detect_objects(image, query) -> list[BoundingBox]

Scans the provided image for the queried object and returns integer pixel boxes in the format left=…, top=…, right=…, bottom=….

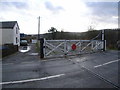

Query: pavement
left=1, top=43, right=120, bottom=88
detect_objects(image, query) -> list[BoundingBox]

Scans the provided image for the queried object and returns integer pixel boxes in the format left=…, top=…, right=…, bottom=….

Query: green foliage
left=48, top=27, right=58, bottom=40
left=35, top=41, right=40, bottom=52
left=104, top=29, right=119, bottom=50
left=46, top=27, right=119, bottom=50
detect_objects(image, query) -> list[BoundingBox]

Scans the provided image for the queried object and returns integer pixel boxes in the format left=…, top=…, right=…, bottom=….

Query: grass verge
left=35, top=41, right=40, bottom=53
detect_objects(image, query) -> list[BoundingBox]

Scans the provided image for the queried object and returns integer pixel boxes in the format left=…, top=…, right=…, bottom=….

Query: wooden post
left=40, top=38, right=44, bottom=58
left=102, top=30, right=106, bottom=51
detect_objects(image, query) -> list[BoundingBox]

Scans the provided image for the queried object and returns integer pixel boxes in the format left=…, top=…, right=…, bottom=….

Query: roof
left=0, top=21, right=19, bottom=29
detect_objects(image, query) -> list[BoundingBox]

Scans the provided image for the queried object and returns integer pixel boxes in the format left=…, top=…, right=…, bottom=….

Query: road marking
left=0, top=74, right=65, bottom=85
left=94, top=59, right=120, bottom=68
left=82, top=65, right=120, bottom=89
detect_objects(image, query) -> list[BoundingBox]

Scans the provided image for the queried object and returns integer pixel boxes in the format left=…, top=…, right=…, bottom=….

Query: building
left=0, top=21, right=20, bottom=46
left=20, top=33, right=27, bottom=38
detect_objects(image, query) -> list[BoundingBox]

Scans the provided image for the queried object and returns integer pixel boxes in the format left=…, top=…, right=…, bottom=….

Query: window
left=16, top=37, right=18, bottom=43
left=21, top=40, right=27, bottom=43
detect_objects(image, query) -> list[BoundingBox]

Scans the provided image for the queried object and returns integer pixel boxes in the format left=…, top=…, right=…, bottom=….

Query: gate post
left=102, top=30, right=106, bottom=51
left=40, top=38, right=44, bottom=58
left=64, top=40, right=67, bottom=55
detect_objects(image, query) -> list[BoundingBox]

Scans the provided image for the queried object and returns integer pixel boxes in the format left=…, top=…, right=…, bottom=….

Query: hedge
left=1, top=44, right=18, bottom=58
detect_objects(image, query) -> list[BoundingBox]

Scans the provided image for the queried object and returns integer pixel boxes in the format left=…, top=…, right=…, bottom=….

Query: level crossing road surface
left=1, top=44, right=120, bottom=88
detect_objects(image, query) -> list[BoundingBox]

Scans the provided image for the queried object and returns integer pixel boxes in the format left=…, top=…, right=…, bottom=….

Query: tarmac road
left=1, top=43, right=120, bottom=88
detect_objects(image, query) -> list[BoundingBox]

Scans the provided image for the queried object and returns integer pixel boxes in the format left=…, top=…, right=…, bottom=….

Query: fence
left=40, top=30, right=106, bottom=58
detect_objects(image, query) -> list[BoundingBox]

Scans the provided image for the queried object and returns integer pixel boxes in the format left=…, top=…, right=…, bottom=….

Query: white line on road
left=94, top=59, right=120, bottom=68
left=0, top=74, right=65, bottom=85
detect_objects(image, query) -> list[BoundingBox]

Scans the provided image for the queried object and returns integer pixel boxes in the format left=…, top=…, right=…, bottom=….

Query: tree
left=88, top=25, right=95, bottom=31
left=48, top=27, right=58, bottom=39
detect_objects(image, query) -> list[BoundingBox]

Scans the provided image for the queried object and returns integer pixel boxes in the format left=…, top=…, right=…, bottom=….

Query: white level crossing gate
left=40, top=30, right=106, bottom=58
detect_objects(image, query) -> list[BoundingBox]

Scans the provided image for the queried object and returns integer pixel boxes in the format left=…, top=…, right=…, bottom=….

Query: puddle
left=28, top=53, right=38, bottom=55
left=74, top=57, right=87, bottom=63
left=19, top=46, right=31, bottom=53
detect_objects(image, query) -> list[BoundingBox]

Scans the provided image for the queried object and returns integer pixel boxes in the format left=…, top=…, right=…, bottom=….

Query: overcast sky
left=0, top=0, right=119, bottom=34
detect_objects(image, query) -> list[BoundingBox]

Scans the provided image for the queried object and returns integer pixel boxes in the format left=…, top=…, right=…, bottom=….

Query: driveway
left=2, top=43, right=39, bottom=64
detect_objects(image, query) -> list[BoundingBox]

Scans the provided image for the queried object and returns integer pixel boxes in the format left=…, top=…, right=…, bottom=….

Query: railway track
left=68, top=58, right=120, bottom=89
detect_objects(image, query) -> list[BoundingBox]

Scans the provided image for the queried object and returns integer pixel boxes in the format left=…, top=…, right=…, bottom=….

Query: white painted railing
left=43, top=39, right=104, bottom=58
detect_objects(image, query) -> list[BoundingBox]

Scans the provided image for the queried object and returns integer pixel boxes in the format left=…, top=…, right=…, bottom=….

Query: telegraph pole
left=38, top=16, right=44, bottom=58
left=38, top=16, right=40, bottom=40
left=38, top=16, right=41, bottom=57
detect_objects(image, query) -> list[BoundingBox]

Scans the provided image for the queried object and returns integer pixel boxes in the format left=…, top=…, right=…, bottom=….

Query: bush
left=35, top=41, right=40, bottom=52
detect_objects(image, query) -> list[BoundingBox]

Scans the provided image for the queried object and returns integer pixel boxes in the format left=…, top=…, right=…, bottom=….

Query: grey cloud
left=44, top=1, right=64, bottom=13
left=0, top=2, right=29, bottom=10
left=86, top=2, right=118, bottom=16
left=86, top=2, right=118, bottom=24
